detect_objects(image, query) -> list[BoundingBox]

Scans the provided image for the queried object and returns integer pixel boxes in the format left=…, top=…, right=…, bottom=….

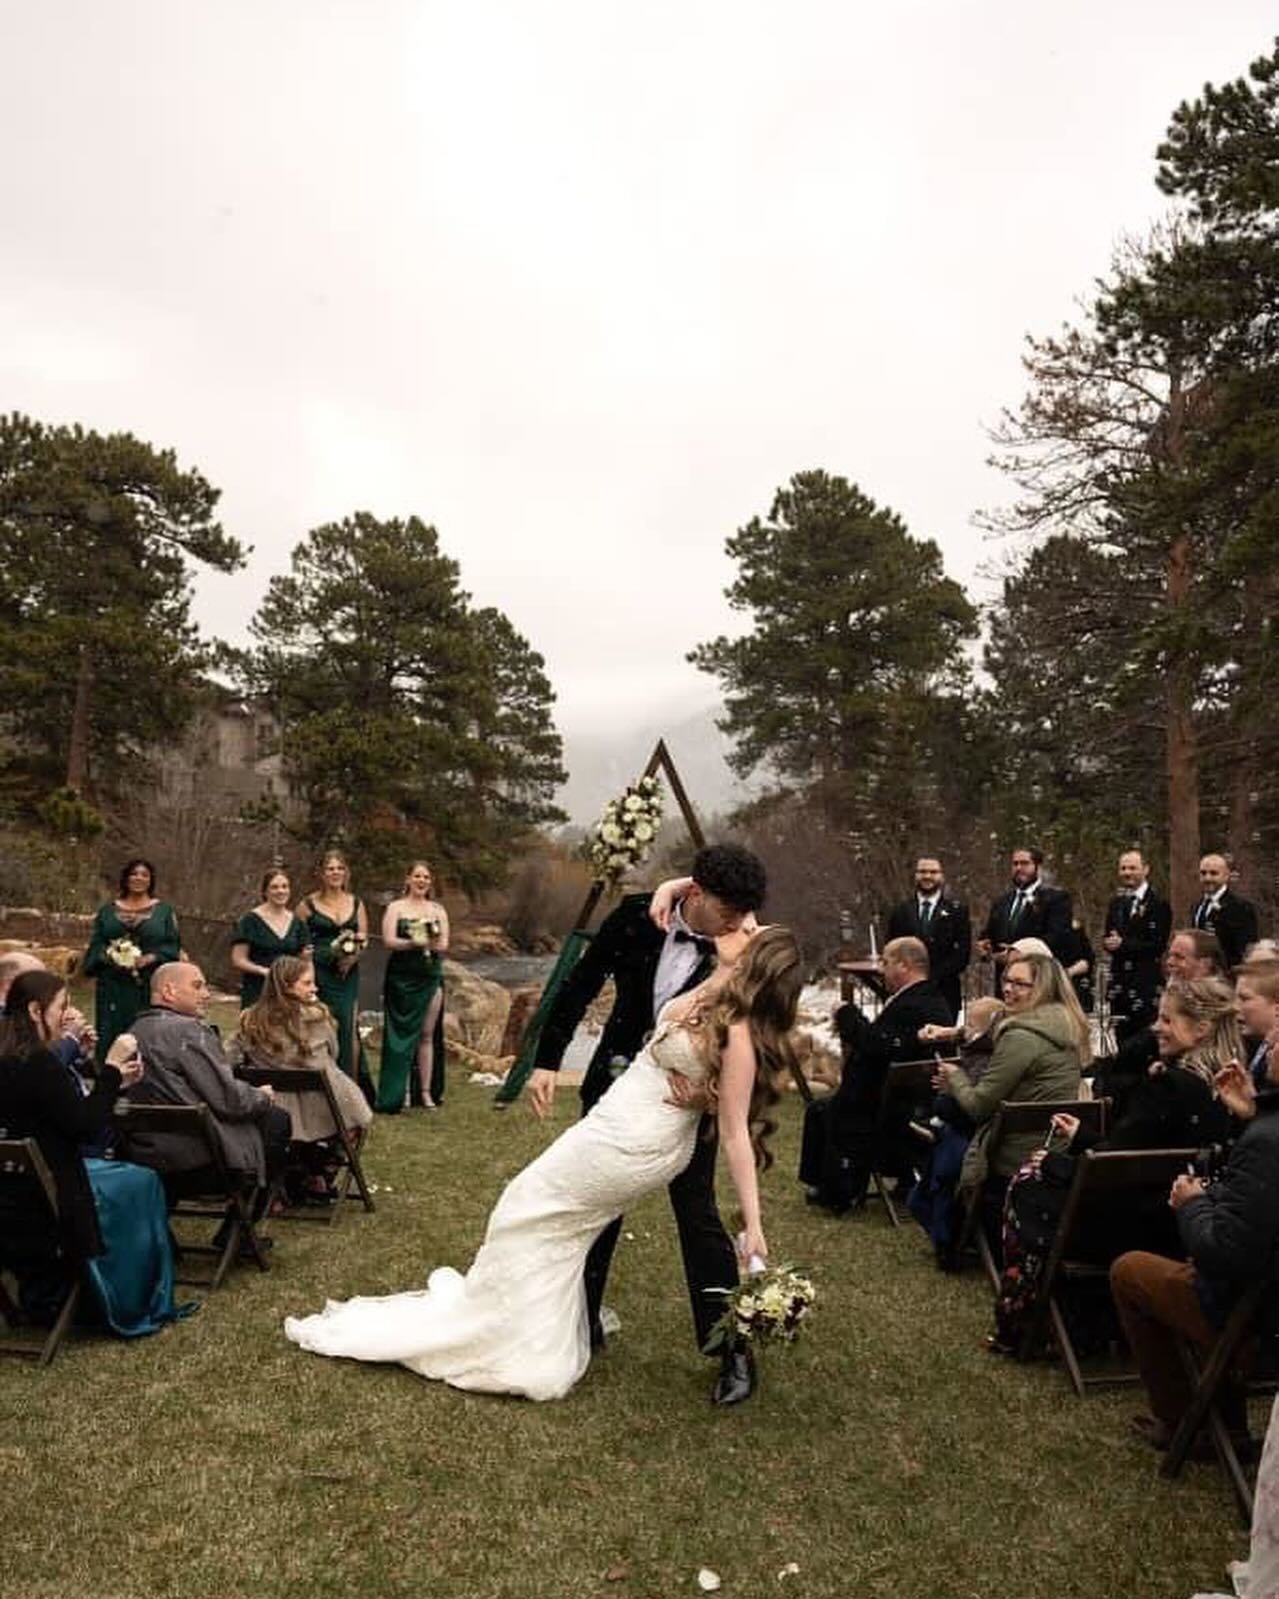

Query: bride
left=284, top=924, right=803, bottom=1400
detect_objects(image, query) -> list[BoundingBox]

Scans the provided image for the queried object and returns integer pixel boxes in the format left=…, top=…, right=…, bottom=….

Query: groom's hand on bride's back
left=527, top=1068, right=557, bottom=1119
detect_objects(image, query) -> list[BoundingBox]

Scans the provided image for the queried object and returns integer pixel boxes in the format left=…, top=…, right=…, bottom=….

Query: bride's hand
left=737, top=1225, right=768, bottom=1269
left=648, top=877, right=693, bottom=931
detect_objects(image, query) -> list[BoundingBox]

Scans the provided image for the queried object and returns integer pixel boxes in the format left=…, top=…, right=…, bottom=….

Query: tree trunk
left=1164, top=531, right=1200, bottom=919
left=66, top=644, right=92, bottom=794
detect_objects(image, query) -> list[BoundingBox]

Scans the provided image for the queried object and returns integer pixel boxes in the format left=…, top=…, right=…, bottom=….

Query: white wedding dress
left=284, top=1020, right=707, bottom=1400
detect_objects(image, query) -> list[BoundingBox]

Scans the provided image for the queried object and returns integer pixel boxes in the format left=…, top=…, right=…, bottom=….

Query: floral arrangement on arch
left=585, top=775, right=664, bottom=885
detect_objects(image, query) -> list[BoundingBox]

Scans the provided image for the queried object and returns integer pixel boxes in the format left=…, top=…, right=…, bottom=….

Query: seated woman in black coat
left=989, top=975, right=1237, bottom=1353
left=0, top=970, right=176, bottom=1333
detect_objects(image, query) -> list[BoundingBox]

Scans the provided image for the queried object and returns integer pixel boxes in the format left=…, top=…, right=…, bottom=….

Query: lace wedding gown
left=284, top=1020, right=707, bottom=1400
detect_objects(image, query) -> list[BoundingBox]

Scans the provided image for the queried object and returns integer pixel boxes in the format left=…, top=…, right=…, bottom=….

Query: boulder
left=0, top=939, right=83, bottom=979
left=441, top=959, right=511, bottom=1060
left=499, top=985, right=542, bottom=1057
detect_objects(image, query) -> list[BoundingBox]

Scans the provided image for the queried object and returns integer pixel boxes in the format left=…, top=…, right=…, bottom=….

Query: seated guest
left=126, top=962, right=291, bottom=1224
left=1092, top=928, right=1228, bottom=1101
left=227, top=957, right=372, bottom=1203
left=0, top=970, right=189, bottom=1337
left=1235, top=958, right=1279, bottom=1089
left=989, top=977, right=1237, bottom=1353
left=933, top=952, right=1089, bottom=1259
left=1112, top=1032, right=1279, bottom=1453
left=799, top=937, right=951, bottom=1212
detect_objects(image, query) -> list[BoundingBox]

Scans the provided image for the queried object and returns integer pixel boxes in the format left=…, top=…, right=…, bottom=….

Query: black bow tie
left=673, top=929, right=714, bottom=956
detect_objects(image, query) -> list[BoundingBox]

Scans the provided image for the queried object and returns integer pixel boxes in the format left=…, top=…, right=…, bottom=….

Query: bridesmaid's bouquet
left=405, top=917, right=441, bottom=949
left=585, top=775, right=664, bottom=884
left=705, top=1264, right=817, bottom=1353
left=106, top=937, right=143, bottom=972
left=332, top=929, right=367, bottom=960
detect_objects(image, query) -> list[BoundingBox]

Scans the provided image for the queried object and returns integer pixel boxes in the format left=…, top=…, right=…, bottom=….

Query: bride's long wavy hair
left=698, top=925, right=805, bottom=1170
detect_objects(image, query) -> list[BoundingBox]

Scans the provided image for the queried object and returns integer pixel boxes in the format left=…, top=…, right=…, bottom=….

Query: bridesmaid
left=377, top=861, right=449, bottom=1113
left=298, top=850, right=374, bottom=1100
left=83, top=859, right=182, bottom=1060
left=231, top=868, right=311, bottom=1008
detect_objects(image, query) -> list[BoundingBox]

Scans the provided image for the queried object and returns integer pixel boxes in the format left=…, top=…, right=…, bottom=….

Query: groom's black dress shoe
left=711, top=1345, right=755, bottom=1407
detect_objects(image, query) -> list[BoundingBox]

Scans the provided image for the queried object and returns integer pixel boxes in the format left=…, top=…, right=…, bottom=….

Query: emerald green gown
left=376, top=919, right=446, bottom=1113
left=299, top=898, right=375, bottom=1101
left=233, top=911, right=311, bottom=1008
left=83, top=901, right=182, bottom=1060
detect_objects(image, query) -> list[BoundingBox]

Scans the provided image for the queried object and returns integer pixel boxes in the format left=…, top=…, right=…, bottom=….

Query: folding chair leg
left=1048, top=1295, right=1087, bottom=1399
left=1163, top=1335, right=1241, bottom=1481
left=38, top=1280, right=81, bottom=1368
left=208, top=1209, right=242, bottom=1292
left=976, top=1230, right=1000, bottom=1295
left=1205, top=1404, right=1255, bottom=1529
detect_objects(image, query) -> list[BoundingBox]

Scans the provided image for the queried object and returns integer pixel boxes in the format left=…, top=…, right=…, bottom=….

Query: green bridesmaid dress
left=376, top=919, right=446, bottom=1113
left=83, top=900, right=182, bottom=1060
left=233, top=911, right=311, bottom=1008
left=300, top=898, right=375, bottom=1101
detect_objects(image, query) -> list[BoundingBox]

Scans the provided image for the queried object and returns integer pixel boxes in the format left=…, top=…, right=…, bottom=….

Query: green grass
left=0, top=1082, right=1254, bottom=1599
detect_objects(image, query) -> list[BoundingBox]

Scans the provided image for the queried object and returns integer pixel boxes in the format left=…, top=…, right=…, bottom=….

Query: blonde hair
left=696, top=926, right=805, bottom=1170
left=1163, top=977, right=1242, bottom=1086
left=1237, top=958, right=1279, bottom=1005
left=235, top=955, right=330, bottom=1062
left=1002, top=952, right=1093, bottom=1067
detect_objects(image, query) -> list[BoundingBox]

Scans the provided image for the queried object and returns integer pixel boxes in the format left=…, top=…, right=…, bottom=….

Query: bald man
left=1191, top=855, right=1259, bottom=971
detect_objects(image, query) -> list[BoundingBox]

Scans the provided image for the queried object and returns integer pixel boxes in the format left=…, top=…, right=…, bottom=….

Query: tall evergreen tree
left=0, top=414, right=244, bottom=809
left=244, top=512, right=564, bottom=887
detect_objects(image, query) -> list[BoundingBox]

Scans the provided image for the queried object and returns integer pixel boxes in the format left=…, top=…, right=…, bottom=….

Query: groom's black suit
left=533, top=892, right=734, bottom=1352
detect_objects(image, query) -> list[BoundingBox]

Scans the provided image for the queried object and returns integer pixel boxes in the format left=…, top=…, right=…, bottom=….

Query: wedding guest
left=1112, top=1033, right=1279, bottom=1453
left=377, top=861, right=449, bottom=1113
left=935, top=952, right=1088, bottom=1259
left=0, top=970, right=190, bottom=1336
left=1192, top=853, right=1260, bottom=971
left=989, top=977, right=1236, bottom=1354
left=231, top=868, right=311, bottom=1009
left=127, top=962, right=291, bottom=1227
left=227, top=956, right=371, bottom=1199
left=978, top=846, right=1074, bottom=984
left=298, top=850, right=373, bottom=1097
left=1236, top=958, right=1279, bottom=1089
left=1061, top=918, right=1096, bottom=1014
left=885, top=857, right=971, bottom=1021
left=82, top=859, right=182, bottom=1060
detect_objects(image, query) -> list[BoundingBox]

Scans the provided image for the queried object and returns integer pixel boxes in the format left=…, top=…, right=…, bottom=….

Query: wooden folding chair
left=112, top=1103, right=271, bottom=1290
left=234, top=1065, right=375, bottom=1224
left=867, top=1058, right=952, bottom=1227
left=0, top=1138, right=82, bottom=1367
left=1161, top=1278, right=1274, bottom=1526
left=956, top=1098, right=1110, bottom=1292
left=1020, top=1146, right=1199, bottom=1397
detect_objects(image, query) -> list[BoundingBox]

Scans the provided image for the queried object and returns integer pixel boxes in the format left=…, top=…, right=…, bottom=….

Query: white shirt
left=652, top=900, right=708, bottom=1022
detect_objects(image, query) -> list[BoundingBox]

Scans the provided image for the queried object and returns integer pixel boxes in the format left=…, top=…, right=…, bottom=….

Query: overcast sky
left=3, top=3, right=1274, bottom=736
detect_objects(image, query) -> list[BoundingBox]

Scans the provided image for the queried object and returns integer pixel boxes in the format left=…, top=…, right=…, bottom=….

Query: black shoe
left=711, top=1345, right=755, bottom=1407
left=589, top=1319, right=606, bottom=1352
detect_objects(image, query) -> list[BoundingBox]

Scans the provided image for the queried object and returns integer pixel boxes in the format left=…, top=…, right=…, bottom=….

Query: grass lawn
left=0, top=1068, right=1255, bottom=1599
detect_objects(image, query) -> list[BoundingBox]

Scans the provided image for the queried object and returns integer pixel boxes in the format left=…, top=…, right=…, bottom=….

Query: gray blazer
left=127, top=1005, right=276, bottom=1183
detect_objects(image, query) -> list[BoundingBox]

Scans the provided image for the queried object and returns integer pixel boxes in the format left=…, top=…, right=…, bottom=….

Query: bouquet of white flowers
left=106, top=937, right=143, bottom=973
left=704, top=1263, right=816, bottom=1353
left=585, top=775, right=664, bottom=884
left=332, top=929, right=367, bottom=960
left=405, top=917, right=441, bottom=949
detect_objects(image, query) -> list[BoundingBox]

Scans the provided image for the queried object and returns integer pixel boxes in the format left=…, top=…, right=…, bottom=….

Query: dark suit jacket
left=982, top=883, right=1073, bottom=962
left=533, top=894, right=713, bottom=1110
left=1193, top=889, right=1260, bottom=970
left=1104, top=889, right=1172, bottom=1013
left=0, top=1051, right=123, bottom=1257
left=830, top=979, right=954, bottom=1127
left=886, top=895, right=971, bottom=1019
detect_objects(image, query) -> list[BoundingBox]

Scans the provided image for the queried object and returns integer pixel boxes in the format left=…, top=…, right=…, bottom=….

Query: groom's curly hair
left=692, top=845, right=767, bottom=914
left=701, top=925, right=804, bottom=1170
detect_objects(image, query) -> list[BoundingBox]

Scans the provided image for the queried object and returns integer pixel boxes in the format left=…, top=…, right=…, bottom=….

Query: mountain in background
left=557, top=704, right=756, bottom=827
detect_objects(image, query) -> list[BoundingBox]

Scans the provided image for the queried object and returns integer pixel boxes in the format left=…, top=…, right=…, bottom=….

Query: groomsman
left=978, top=846, right=1073, bottom=983
left=886, top=857, right=971, bottom=1021
left=1192, top=853, right=1260, bottom=971
left=1102, top=849, right=1172, bottom=1040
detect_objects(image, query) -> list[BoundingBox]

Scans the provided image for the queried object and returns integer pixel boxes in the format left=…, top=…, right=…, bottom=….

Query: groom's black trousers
left=582, top=1110, right=739, bottom=1354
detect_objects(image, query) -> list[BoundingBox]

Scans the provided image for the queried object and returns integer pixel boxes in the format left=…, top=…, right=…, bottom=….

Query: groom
left=526, top=843, right=768, bottom=1406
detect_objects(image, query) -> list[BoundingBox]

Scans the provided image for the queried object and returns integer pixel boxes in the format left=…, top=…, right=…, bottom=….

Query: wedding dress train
left=284, top=1022, right=707, bottom=1400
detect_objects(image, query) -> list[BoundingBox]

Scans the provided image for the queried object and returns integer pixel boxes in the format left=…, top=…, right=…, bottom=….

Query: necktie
left=918, top=899, right=932, bottom=929
left=1012, top=890, right=1027, bottom=926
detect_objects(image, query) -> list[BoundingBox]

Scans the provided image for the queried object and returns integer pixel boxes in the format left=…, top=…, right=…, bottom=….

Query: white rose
left=601, top=823, right=622, bottom=844
left=624, top=794, right=643, bottom=813
left=633, top=821, right=653, bottom=843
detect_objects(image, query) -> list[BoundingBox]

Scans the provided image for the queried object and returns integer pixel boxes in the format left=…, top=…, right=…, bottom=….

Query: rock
left=499, top=985, right=542, bottom=1057
left=448, top=923, right=518, bottom=958
left=0, top=939, right=83, bottom=979
left=441, top=959, right=511, bottom=1059
left=791, top=1029, right=841, bottom=1090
